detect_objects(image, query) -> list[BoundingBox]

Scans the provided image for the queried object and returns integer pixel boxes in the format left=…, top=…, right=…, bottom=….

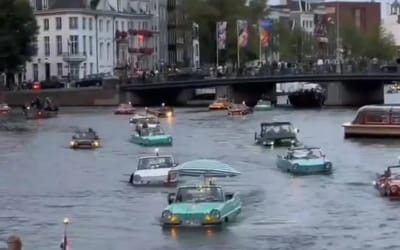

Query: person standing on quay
left=6, top=235, right=22, bottom=250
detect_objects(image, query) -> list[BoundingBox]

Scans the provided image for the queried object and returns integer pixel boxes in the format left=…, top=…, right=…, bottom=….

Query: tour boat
left=343, top=105, right=400, bottom=138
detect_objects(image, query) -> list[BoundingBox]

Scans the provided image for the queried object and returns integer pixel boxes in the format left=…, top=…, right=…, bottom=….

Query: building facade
left=383, top=0, right=400, bottom=53
left=26, top=0, right=159, bottom=82
left=167, top=0, right=193, bottom=67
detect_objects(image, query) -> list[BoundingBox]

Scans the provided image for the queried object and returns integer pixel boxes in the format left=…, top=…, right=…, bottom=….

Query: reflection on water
left=1, top=104, right=400, bottom=249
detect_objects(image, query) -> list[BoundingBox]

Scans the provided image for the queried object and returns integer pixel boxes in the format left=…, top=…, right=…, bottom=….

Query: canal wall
left=3, top=87, right=120, bottom=106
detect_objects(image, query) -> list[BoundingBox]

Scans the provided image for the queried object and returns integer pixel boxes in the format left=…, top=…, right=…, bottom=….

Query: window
left=391, top=112, right=400, bottom=124
left=44, top=36, right=50, bottom=56
left=83, top=35, right=86, bottom=54
left=83, top=63, right=87, bottom=77
left=90, top=63, right=94, bottom=74
left=89, top=18, right=93, bottom=30
left=56, top=35, right=62, bottom=55
left=89, top=36, right=93, bottom=55
left=99, top=19, right=103, bottom=32
left=143, top=22, right=148, bottom=30
left=33, top=64, right=38, bottom=81
left=106, top=20, right=110, bottom=32
left=99, top=42, right=103, bottom=59
left=57, top=63, right=63, bottom=76
left=355, top=9, right=361, bottom=29
left=121, top=21, right=125, bottom=31
left=43, top=19, right=49, bottom=31
left=42, top=0, right=48, bottom=9
left=82, top=17, right=86, bottom=30
left=364, top=112, right=389, bottom=124
left=69, top=17, right=78, bottom=29
left=56, top=17, right=62, bottom=30
left=69, top=35, right=79, bottom=54
left=32, top=39, right=38, bottom=56
left=195, top=44, right=199, bottom=57
left=115, top=21, right=119, bottom=30
left=107, top=43, right=110, bottom=60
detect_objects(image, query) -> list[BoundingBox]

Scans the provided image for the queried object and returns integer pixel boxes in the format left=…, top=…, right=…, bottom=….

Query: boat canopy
left=352, top=105, right=400, bottom=124
left=171, top=159, right=240, bottom=177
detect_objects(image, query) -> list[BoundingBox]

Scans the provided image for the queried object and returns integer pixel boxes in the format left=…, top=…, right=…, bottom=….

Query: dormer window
left=42, top=0, right=48, bottom=9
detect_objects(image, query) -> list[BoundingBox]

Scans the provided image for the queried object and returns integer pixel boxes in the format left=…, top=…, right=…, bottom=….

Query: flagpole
left=258, top=21, right=262, bottom=65
left=237, top=21, right=240, bottom=70
left=216, top=22, right=219, bottom=68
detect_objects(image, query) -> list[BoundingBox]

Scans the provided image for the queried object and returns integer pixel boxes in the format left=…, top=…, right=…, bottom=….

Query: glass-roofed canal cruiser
left=343, top=105, right=400, bottom=138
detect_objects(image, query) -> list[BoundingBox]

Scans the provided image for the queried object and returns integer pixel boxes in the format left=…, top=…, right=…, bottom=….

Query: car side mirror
left=168, top=193, right=175, bottom=204
left=296, top=128, right=300, bottom=133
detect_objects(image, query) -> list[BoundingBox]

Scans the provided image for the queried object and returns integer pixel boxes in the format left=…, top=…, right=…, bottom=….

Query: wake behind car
left=160, top=159, right=241, bottom=228
left=146, top=103, right=174, bottom=118
left=276, top=146, right=333, bottom=175
left=374, top=165, right=400, bottom=199
left=114, top=103, right=136, bottom=115
left=129, top=149, right=178, bottom=186
left=69, top=129, right=101, bottom=149
left=254, top=122, right=300, bottom=147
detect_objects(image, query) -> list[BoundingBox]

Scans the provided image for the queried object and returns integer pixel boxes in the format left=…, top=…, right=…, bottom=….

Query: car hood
left=168, top=202, right=225, bottom=214
left=291, top=159, right=326, bottom=165
left=134, top=168, right=172, bottom=177
left=388, top=179, right=400, bottom=185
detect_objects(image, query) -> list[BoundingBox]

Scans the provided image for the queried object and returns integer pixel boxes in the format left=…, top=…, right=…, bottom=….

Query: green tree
left=270, top=22, right=313, bottom=63
left=340, top=25, right=396, bottom=60
left=0, top=0, right=38, bottom=76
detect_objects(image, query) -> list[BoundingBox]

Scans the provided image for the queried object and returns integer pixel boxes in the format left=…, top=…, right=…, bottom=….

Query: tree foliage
left=0, top=0, right=38, bottom=73
left=184, top=0, right=268, bottom=65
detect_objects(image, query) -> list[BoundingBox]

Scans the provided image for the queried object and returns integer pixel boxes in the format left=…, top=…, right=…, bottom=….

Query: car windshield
left=138, top=117, right=158, bottom=124
left=389, top=167, right=400, bottom=178
left=119, top=104, right=131, bottom=108
left=137, top=156, right=174, bottom=170
left=175, top=186, right=224, bottom=203
left=140, top=127, right=164, bottom=136
left=75, top=132, right=96, bottom=139
left=290, top=148, right=322, bottom=159
left=262, top=124, right=295, bottom=135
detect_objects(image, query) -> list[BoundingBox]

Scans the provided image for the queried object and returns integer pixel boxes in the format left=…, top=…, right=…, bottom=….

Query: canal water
left=1, top=93, right=400, bottom=249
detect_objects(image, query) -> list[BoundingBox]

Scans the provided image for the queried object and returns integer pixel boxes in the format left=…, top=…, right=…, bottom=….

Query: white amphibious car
left=129, top=149, right=178, bottom=186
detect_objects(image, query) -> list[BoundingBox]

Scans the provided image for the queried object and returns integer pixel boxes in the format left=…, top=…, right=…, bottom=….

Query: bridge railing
left=124, top=63, right=398, bottom=85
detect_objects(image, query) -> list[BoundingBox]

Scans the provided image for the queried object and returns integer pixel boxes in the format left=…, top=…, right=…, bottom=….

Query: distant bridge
left=118, top=72, right=400, bottom=106
left=120, top=73, right=400, bottom=91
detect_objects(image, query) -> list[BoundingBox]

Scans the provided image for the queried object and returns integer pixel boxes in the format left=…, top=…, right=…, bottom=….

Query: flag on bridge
left=259, top=19, right=272, bottom=47
left=237, top=20, right=249, bottom=48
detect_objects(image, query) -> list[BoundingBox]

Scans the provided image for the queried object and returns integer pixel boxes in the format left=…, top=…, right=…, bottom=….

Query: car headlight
left=324, top=162, right=332, bottom=169
left=93, top=140, right=99, bottom=147
left=210, top=209, right=221, bottom=219
left=69, top=141, right=75, bottom=146
left=162, top=210, right=172, bottom=219
left=166, top=111, right=172, bottom=117
left=133, top=175, right=142, bottom=182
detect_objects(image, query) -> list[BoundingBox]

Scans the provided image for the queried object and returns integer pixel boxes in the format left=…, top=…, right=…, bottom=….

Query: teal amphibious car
left=276, top=146, right=333, bottom=175
left=160, top=159, right=241, bottom=227
left=130, top=126, right=172, bottom=146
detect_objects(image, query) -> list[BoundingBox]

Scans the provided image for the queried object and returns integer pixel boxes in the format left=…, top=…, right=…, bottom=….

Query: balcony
left=62, top=52, right=87, bottom=63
